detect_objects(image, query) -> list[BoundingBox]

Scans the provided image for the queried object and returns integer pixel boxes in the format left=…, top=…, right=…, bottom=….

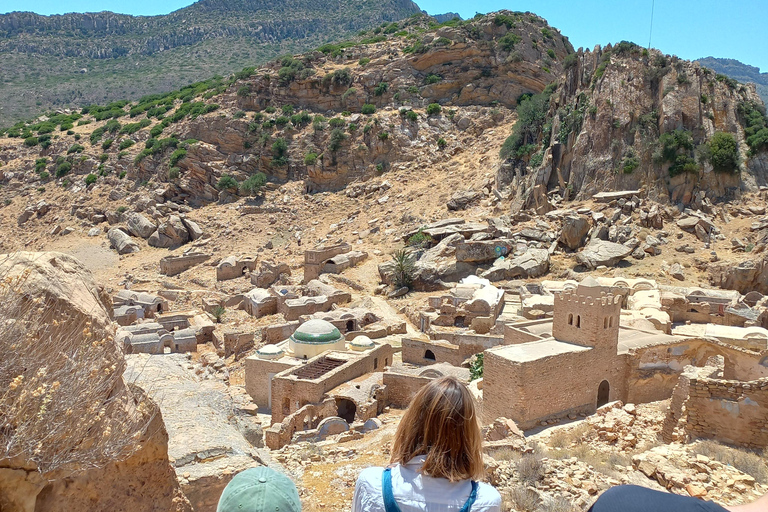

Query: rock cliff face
left=497, top=42, right=768, bottom=206
left=0, top=252, right=189, bottom=512
left=129, top=12, right=569, bottom=197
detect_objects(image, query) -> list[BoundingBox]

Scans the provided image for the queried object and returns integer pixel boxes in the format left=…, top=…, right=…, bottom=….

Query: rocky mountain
left=697, top=57, right=768, bottom=106
left=0, top=13, right=766, bottom=215
left=0, top=0, right=421, bottom=125
left=498, top=42, right=768, bottom=210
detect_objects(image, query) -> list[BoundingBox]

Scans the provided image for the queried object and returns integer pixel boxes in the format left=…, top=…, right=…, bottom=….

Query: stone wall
left=382, top=372, right=433, bottom=409
left=627, top=339, right=768, bottom=404
left=483, top=345, right=628, bottom=429
left=673, top=371, right=768, bottom=449
left=303, top=244, right=350, bottom=283
left=264, top=399, right=337, bottom=450
left=244, top=357, right=298, bottom=408
left=402, top=337, right=468, bottom=367
left=159, top=253, right=210, bottom=276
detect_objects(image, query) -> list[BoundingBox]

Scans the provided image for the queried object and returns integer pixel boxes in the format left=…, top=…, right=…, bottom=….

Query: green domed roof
left=290, top=319, right=343, bottom=345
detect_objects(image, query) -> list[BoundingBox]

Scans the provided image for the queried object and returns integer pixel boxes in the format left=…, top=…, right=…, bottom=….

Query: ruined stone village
left=2, top=9, right=768, bottom=512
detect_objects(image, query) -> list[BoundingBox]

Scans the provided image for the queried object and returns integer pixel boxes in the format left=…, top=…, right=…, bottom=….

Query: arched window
left=424, top=350, right=436, bottom=361
left=568, top=313, right=573, bottom=325
left=609, top=317, right=613, bottom=327
left=604, top=317, right=608, bottom=329
left=576, top=315, right=581, bottom=328
left=374, top=358, right=378, bottom=370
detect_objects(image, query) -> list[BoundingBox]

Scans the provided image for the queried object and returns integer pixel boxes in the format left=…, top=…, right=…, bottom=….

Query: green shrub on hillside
left=272, top=137, right=288, bottom=166
left=217, top=174, right=237, bottom=190
left=240, top=172, right=267, bottom=195
left=426, top=103, right=441, bottom=116
left=361, top=104, right=376, bottom=115
left=328, top=128, right=347, bottom=152
left=498, top=32, right=521, bottom=51
left=500, top=88, right=552, bottom=161
left=708, top=132, right=739, bottom=174
left=425, top=74, right=442, bottom=85
left=85, top=173, right=97, bottom=185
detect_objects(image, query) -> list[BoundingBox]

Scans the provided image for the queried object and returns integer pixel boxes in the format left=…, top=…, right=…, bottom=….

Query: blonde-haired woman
left=352, top=376, right=501, bottom=512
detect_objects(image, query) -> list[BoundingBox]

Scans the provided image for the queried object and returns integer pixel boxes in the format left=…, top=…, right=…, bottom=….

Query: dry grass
left=511, top=486, right=540, bottom=512
left=516, top=452, right=545, bottom=485
left=692, top=440, right=768, bottom=484
left=539, top=496, right=580, bottom=512
left=0, top=270, right=153, bottom=476
left=548, top=423, right=590, bottom=449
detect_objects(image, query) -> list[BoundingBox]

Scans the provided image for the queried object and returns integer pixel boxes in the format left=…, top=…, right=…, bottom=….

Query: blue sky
left=2, top=0, right=766, bottom=72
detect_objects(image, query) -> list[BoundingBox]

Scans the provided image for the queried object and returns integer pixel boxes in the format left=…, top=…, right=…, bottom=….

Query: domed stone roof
left=290, top=319, right=343, bottom=345
left=349, top=335, right=375, bottom=351
left=256, top=344, right=284, bottom=360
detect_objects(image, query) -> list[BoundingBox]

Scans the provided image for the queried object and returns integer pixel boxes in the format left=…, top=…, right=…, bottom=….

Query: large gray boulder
left=456, top=239, right=514, bottom=263
left=559, top=215, right=590, bottom=250
left=480, top=249, right=550, bottom=281
left=378, top=234, right=474, bottom=291
left=126, top=212, right=157, bottom=239
left=181, top=217, right=204, bottom=241
left=446, top=190, right=481, bottom=211
left=576, top=240, right=633, bottom=269
left=108, top=228, right=140, bottom=254
left=148, top=215, right=190, bottom=248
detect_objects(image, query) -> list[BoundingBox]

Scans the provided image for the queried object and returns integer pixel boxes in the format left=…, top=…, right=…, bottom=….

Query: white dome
left=349, top=335, right=375, bottom=351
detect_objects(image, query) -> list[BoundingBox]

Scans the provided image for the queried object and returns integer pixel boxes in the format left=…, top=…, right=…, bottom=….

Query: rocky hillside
left=1, top=14, right=766, bottom=215
left=497, top=42, right=768, bottom=210
left=697, top=57, right=768, bottom=106
left=0, top=0, right=421, bottom=125
left=0, top=12, right=570, bottom=209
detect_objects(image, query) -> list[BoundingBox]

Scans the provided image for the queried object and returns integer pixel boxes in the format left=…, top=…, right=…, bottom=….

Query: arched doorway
left=346, top=320, right=355, bottom=332
left=424, top=349, right=436, bottom=361
left=597, top=380, right=610, bottom=408
left=336, top=398, right=357, bottom=423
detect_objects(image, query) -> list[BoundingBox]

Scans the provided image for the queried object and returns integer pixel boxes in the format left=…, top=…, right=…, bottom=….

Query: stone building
left=482, top=277, right=768, bottom=430
left=216, top=255, right=257, bottom=281
left=159, top=252, right=211, bottom=276
left=321, top=250, right=368, bottom=274
left=113, top=290, right=168, bottom=318
left=414, top=276, right=505, bottom=334
left=303, top=243, right=350, bottom=283
left=244, top=319, right=393, bottom=421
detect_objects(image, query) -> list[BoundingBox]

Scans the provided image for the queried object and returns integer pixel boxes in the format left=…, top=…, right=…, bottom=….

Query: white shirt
left=352, top=456, right=501, bottom=512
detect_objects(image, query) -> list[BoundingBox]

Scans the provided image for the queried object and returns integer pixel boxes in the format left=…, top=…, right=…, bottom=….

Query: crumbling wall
left=684, top=375, right=768, bottom=448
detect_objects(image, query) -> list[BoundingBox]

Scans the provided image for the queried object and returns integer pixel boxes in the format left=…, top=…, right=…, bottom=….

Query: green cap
left=217, top=467, right=301, bottom=512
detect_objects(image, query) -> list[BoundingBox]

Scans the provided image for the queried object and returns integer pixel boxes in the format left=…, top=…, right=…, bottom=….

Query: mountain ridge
left=0, top=0, right=422, bottom=125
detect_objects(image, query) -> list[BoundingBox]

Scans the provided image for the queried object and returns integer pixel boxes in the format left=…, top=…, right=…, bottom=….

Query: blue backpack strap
left=382, top=468, right=402, bottom=512
left=458, top=481, right=479, bottom=512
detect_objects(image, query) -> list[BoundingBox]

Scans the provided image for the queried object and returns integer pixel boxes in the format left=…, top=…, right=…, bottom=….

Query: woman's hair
left=389, top=375, right=484, bottom=482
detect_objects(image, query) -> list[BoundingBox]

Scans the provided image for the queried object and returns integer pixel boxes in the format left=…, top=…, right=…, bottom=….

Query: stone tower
left=552, top=276, right=621, bottom=350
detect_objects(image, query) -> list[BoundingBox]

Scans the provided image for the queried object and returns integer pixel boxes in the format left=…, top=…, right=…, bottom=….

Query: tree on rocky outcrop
left=390, top=248, right=416, bottom=290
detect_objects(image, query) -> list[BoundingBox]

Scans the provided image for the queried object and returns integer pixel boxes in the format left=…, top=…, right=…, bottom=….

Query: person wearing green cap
left=217, top=466, right=302, bottom=512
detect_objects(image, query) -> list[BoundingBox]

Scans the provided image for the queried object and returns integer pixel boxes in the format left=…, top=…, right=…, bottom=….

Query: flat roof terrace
left=489, top=338, right=590, bottom=363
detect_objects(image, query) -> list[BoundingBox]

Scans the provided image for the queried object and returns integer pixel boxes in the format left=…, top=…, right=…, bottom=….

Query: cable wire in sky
left=648, top=0, right=655, bottom=49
